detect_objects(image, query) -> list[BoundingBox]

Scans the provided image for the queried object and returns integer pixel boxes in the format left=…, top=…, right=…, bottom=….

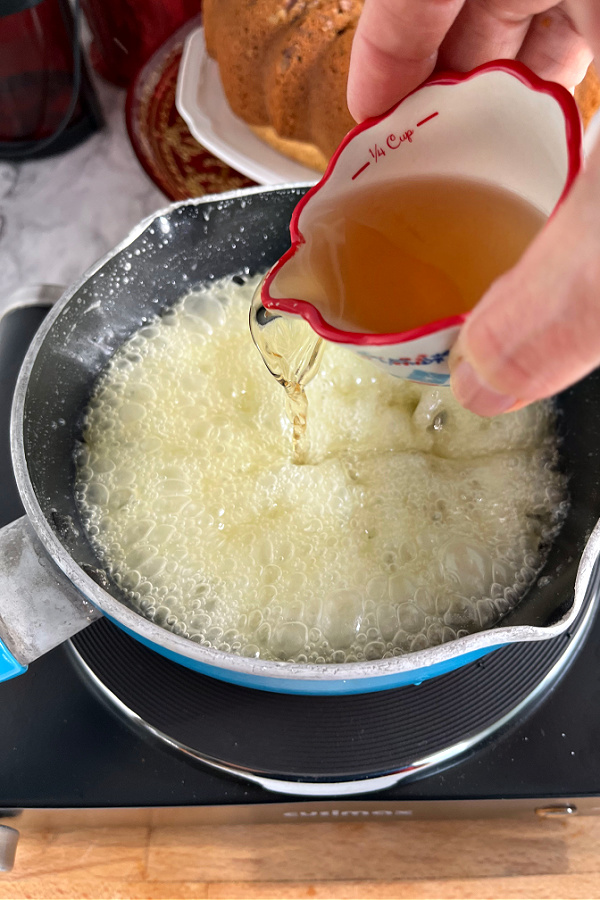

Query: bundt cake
left=203, top=0, right=361, bottom=169
left=203, top=0, right=599, bottom=172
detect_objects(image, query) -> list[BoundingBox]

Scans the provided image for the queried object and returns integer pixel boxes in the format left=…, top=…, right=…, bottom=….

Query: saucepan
left=1, top=185, right=600, bottom=695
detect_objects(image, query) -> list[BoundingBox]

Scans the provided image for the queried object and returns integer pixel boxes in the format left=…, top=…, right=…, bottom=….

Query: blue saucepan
left=1, top=186, right=599, bottom=694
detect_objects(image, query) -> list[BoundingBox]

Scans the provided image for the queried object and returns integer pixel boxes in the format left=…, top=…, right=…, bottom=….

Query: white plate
left=175, top=27, right=319, bottom=186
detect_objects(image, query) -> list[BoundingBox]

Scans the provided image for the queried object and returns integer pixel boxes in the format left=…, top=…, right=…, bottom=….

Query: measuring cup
left=260, top=60, right=583, bottom=386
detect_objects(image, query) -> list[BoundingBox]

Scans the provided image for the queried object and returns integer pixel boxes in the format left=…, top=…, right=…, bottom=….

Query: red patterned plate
left=126, top=17, right=256, bottom=201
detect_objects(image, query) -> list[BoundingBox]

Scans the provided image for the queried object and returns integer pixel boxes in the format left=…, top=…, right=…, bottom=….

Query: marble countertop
left=0, top=77, right=165, bottom=317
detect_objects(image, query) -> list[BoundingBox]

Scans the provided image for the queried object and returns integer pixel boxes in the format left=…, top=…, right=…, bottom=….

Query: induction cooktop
left=1, top=304, right=600, bottom=850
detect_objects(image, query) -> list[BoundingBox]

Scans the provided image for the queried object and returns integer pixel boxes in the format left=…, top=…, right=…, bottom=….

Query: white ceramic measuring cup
left=261, top=60, right=583, bottom=386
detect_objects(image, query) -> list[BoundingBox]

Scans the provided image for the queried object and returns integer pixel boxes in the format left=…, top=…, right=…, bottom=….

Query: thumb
left=449, top=150, right=600, bottom=417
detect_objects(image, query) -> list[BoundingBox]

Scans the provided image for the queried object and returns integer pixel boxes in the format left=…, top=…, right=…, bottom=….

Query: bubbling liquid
left=75, top=274, right=568, bottom=664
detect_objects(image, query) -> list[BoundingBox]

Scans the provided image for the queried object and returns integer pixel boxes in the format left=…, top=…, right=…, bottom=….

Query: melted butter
left=75, top=274, right=567, bottom=663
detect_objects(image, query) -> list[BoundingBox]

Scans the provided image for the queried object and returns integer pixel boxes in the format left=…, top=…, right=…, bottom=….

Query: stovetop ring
left=68, top=574, right=598, bottom=797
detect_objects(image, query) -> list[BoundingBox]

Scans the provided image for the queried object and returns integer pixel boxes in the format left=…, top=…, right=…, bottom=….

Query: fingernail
left=451, top=359, right=517, bottom=417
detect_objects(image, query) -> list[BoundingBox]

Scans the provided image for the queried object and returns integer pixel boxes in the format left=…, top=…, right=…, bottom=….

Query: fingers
left=565, top=1, right=600, bottom=61
left=518, top=6, right=593, bottom=86
left=440, top=0, right=535, bottom=71
left=440, top=0, right=591, bottom=85
left=450, top=145, right=600, bottom=416
left=347, top=0, right=464, bottom=122
left=348, top=0, right=593, bottom=128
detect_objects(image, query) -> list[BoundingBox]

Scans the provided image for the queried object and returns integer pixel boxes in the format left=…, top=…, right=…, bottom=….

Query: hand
left=348, top=1, right=596, bottom=123
left=347, top=1, right=600, bottom=416
left=450, top=138, right=600, bottom=416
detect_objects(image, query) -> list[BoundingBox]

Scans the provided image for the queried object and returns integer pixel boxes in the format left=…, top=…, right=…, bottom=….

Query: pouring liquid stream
left=250, top=176, right=547, bottom=461
left=250, top=286, right=324, bottom=464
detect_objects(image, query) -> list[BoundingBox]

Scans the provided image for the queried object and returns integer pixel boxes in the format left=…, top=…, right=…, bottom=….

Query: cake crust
left=575, top=64, right=600, bottom=128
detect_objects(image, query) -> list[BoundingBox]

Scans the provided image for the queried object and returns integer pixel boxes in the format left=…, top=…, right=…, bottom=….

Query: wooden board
left=2, top=815, right=600, bottom=899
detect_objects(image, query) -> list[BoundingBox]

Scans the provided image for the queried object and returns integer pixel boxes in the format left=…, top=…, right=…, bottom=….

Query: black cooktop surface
left=2, top=573, right=600, bottom=808
left=68, top=592, right=595, bottom=784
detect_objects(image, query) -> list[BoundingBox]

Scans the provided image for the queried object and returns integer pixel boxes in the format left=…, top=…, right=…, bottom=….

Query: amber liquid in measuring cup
left=251, top=175, right=547, bottom=461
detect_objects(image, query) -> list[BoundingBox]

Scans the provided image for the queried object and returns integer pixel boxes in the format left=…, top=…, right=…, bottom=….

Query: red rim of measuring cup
left=261, top=59, right=583, bottom=347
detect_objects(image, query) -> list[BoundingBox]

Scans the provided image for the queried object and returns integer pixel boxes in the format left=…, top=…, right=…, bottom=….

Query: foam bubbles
left=75, top=273, right=568, bottom=664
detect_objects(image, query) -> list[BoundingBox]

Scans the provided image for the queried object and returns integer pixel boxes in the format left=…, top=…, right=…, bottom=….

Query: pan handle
left=0, top=517, right=101, bottom=682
